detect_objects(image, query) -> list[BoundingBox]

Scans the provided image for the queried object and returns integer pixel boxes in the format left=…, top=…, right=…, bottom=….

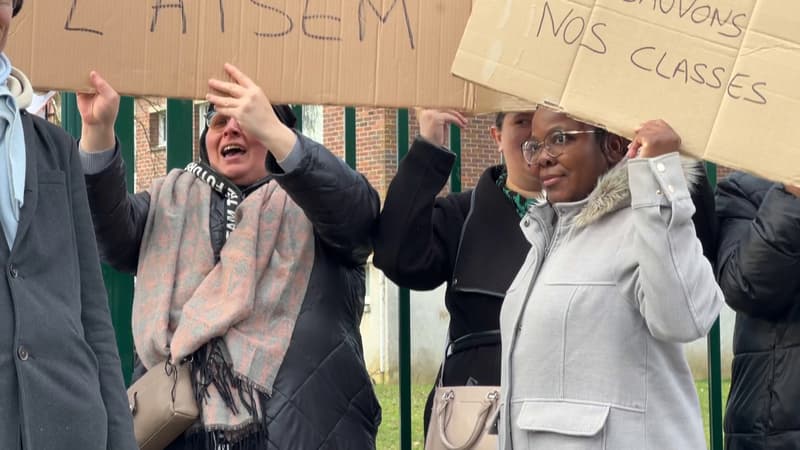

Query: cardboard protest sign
left=452, top=0, right=800, bottom=185
left=6, top=0, right=531, bottom=111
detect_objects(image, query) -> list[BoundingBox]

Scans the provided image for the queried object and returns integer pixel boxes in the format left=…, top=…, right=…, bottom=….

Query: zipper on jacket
left=504, top=212, right=555, bottom=449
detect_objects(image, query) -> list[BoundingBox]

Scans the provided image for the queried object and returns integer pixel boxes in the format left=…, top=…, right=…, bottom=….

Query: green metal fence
left=61, top=98, right=724, bottom=450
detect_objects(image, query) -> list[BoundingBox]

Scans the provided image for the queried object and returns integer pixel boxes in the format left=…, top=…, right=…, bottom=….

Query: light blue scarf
left=0, top=53, right=26, bottom=249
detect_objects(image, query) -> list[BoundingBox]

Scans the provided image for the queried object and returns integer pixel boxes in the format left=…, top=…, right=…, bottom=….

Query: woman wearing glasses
left=498, top=107, right=723, bottom=449
left=373, top=109, right=542, bottom=440
left=79, top=64, right=382, bottom=449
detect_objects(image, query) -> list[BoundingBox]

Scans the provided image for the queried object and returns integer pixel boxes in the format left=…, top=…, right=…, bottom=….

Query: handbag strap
left=446, top=330, right=501, bottom=359
left=436, top=389, right=499, bottom=450
left=437, top=329, right=501, bottom=388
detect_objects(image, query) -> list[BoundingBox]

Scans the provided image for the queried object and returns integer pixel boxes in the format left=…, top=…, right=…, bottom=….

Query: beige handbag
left=127, top=359, right=200, bottom=450
left=425, top=385, right=500, bottom=450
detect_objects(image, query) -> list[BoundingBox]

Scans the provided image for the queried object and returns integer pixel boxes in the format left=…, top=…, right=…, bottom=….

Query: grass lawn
left=375, top=380, right=730, bottom=450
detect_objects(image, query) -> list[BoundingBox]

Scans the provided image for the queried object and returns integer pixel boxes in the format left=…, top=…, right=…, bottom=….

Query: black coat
left=85, top=133, right=382, bottom=449
left=374, top=138, right=533, bottom=434
left=373, top=138, right=719, bottom=435
left=717, top=172, right=800, bottom=449
left=0, top=112, right=136, bottom=450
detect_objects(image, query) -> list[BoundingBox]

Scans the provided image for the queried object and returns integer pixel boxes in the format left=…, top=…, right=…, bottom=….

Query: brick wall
left=457, top=113, right=501, bottom=191
left=130, top=101, right=734, bottom=196
left=134, top=98, right=167, bottom=192
left=322, top=107, right=502, bottom=198
left=133, top=99, right=204, bottom=191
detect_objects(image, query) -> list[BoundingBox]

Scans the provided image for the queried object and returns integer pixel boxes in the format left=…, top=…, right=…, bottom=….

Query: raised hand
left=206, top=63, right=297, bottom=160
left=627, top=119, right=681, bottom=159
left=416, top=109, right=468, bottom=148
left=77, top=71, right=120, bottom=152
left=785, top=184, right=800, bottom=198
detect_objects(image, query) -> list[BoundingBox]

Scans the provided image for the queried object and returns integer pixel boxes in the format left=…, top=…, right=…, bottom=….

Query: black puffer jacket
left=716, top=172, right=800, bottom=449
left=85, top=133, right=382, bottom=449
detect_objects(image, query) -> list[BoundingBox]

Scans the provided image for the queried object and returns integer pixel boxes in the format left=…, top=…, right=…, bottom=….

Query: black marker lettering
left=150, top=0, right=187, bottom=34
left=563, top=15, right=586, bottom=45
left=358, top=0, right=415, bottom=49
left=677, top=0, right=697, bottom=18
left=708, top=66, right=725, bottom=89
left=655, top=51, right=672, bottom=80
left=720, top=13, right=747, bottom=39
left=659, top=0, right=675, bottom=15
left=710, top=8, right=731, bottom=29
left=690, top=5, right=711, bottom=24
left=726, top=72, right=747, bottom=100
left=218, top=0, right=225, bottom=32
left=672, top=58, right=689, bottom=83
left=580, top=22, right=607, bottom=54
left=538, top=1, right=568, bottom=39
left=747, top=81, right=768, bottom=105
left=303, top=0, right=342, bottom=41
left=250, top=0, right=293, bottom=37
left=690, top=63, right=707, bottom=85
left=630, top=46, right=655, bottom=71
left=65, top=0, right=102, bottom=35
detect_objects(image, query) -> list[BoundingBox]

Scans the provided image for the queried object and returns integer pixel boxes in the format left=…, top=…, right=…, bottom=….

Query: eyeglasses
left=521, top=130, right=599, bottom=164
left=205, top=110, right=232, bottom=130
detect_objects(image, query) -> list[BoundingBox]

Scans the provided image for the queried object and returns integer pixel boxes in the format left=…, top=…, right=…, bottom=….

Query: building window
left=197, top=102, right=209, bottom=129
left=149, top=108, right=167, bottom=150
left=157, top=111, right=167, bottom=147
left=363, top=259, right=373, bottom=313
left=302, top=105, right=324, bottom=143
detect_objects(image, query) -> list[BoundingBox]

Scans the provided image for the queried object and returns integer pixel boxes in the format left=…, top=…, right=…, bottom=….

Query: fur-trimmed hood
left=567, top=155, right=704, bottom=228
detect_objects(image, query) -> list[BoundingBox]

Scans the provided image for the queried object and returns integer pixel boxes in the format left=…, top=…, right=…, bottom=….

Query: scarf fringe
left=185, top=418, right=269, bottom=450
left=188, top=339, right=270, bottom=449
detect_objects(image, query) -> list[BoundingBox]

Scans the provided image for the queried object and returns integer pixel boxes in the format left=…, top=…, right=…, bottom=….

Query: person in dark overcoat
left=0, top=1, right=137, bottom=449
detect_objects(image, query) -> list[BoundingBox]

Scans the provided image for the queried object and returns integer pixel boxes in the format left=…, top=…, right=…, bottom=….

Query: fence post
left=292, top=105, right=304, bottom=133
left=395, top=108, right=412, bottom=450
left=705, top=162, right=724, bottom=450
left=166, top=99, right=194, bottom=169
left=449, top=125, right=461, bottom=193
left=345, top=107, right=357, bottom=169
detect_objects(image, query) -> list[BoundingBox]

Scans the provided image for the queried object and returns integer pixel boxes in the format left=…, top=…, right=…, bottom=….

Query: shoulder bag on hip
left=425, top=331, right=500, bottom=450
left=127, top=359, right=199, bottom=450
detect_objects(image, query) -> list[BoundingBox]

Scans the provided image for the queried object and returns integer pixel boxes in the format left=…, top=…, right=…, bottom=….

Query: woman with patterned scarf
left=0, top=1, right=138, bottom=449
left=79, top=65, right=381, bottom=449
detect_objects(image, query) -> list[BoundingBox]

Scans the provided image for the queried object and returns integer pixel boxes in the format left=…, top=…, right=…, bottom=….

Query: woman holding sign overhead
left=498, top=108, right=722, bottom=449
left=79, top=63, right=382, bottom=448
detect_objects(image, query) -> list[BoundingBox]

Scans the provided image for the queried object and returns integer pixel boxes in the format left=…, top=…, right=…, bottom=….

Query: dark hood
left=199, top=103, right=297, bottom=163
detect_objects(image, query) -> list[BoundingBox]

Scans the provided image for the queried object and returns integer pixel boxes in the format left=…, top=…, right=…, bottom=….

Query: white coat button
left=656, top=162, right=666, bottom=172
left=523, top=219, right=530, bottom=227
